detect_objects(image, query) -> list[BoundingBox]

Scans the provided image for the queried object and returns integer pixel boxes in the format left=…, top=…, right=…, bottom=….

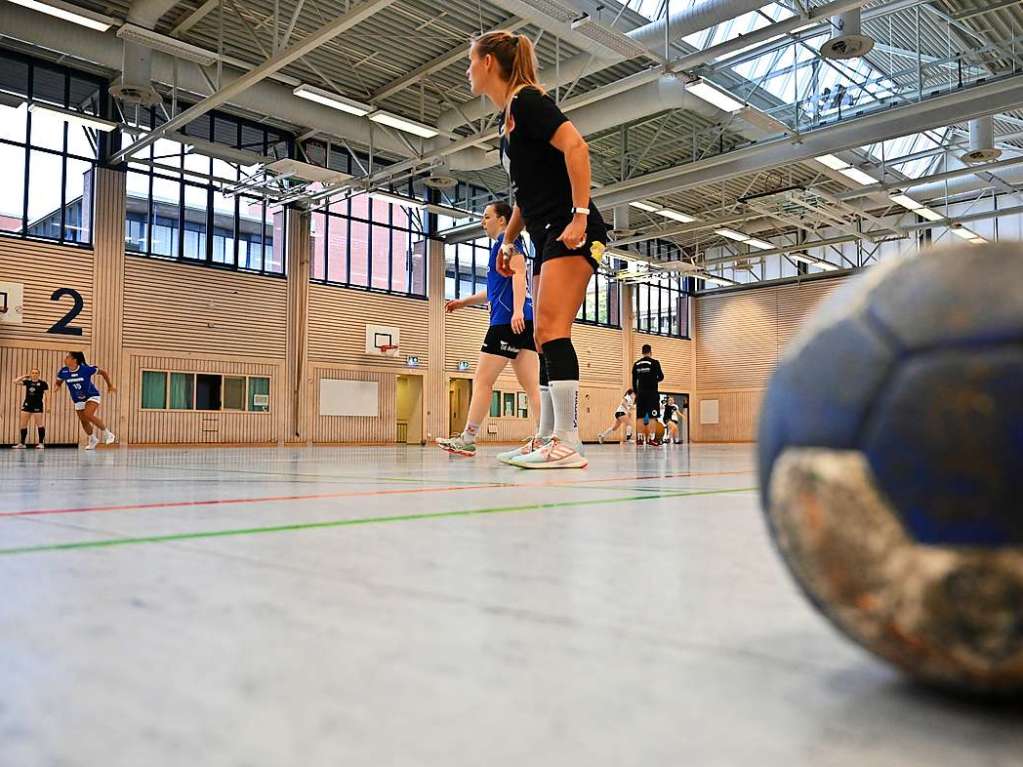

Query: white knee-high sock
left=538, top=385, right=554, bottom=439
left=549, top=380, right=580, bottom=446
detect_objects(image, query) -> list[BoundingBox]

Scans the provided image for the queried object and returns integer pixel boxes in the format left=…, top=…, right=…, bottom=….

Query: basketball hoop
left=378, top=344, right=400, bottom=357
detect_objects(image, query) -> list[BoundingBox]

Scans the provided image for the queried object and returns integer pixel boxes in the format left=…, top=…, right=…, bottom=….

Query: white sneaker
left=497, top=436, right=550, bottom=465
left=12, top=444, right=26, bottom=450
left=35, top=444, right=45, bottom=450
left=597, top=433, right=604, bottom=444
left=104, top=430, right=116, bottom=445
left=84, top=434, right=99, bottom=450
left=510, top=437, right=588, bottom=469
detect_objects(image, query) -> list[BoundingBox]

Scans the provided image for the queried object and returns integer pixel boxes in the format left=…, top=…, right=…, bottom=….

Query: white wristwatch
left=571, top=207, right=590, bottom=215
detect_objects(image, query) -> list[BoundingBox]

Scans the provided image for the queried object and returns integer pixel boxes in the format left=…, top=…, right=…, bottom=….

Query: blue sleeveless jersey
left=488, top=234, right=534, bottom=327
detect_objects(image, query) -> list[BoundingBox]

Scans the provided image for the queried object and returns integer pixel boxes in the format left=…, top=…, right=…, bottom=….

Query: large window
left=123, top=108, right=289, bottom=275
left=575, top=270, right=621, bottom=328
left=634, top=275, right=690, bottom=339
left=141, top=370, right=270, bottom=412
left=444, top=238, right=494, bottom=301
left=0, top=51, right=103, bottom=246
left=309, top=145, right=427, bottom=297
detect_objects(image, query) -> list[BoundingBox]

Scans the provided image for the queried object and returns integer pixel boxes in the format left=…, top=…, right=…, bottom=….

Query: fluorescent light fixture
left=629, top=200, right=659, bottom=213
left=426, top=202, right=476, bottom=219
left=917, top=207, right=944, bottom=222
left=695, top=273, right=736, bottom=287
left=369, top=110, right=438, bottom=138
left=715, top=228, right=749, bottom=242
left=117, top=24, right=219, bottom=67
left=951, top=226, right=978, bottom=240
left=889, top=193, right=922, bottom=210
left=970, top=237, right=986, bottom=244
left=368, top=190, right=426, bottom=209
left=745, top=237, right=774, bottom=250
left=839, top=166, right=878, bottom=186
left=27, top=102, right=118, bottom=132
left=656, top=208, right=697, bottom=223
left=0, top=91, right=25, bottom=109
left=687, top=79, right=745, bottom=113
left=606, top=247, right=647, bottom=264
left=815, top=153, right=850, bottom=170
left=264, top=158, right=351, bottom=185
left=791, top=253, right=838, bottom=271
left=293, top=84, right=372, bottom=116
left=7, top=0, right=114, bottom=31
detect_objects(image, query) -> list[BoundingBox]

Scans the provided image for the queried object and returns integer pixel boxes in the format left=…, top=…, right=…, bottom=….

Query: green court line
left=0, top=487, right=756, bottom=557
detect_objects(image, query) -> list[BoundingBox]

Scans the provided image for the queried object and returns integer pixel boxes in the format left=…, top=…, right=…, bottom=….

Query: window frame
left=0, top=50, right=104, bottom=249
left=139, top=370, right=272, bottom=413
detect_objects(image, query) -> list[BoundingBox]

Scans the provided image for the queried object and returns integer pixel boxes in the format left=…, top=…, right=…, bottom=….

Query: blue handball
left=758, top=243, right=1023, bottom=694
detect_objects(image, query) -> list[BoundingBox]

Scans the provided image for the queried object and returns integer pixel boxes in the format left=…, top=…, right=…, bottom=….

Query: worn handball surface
left=1, top=445, right=1019, bottom=766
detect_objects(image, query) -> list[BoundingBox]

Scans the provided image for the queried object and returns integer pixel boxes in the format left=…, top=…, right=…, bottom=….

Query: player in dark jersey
left=632, top=344, right=664, bottom=446
left=662, top=396, right=680, bottom=445
left=12, top=368, right=48, bottom=449
left=55, top=351, right=117, bottom=450
left=436, top=201, right=540, bottom=458
left=467, top=30, right=608, bottom=469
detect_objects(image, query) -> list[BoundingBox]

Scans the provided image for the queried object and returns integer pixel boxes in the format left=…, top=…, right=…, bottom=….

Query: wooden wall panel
left=91, top=168, right=128, bottom=438
left=690, top=390, right=764, bottom=443
left=0, top=346, right=89, bottom=446
left=444, top=308, right=490, bottom=370
left=635, top=332, right=694, bottom=392
left=122, top=258, right=288, bottom=359
left=692, top=276, right=848, bottom=443
left=574, top=324, right=626, bottom=385
left=696, top=290, right=778, bottom=391
left=313, top=367, right=398, bottom=443
left=0, top=239, right=94, bottom=344
left=126, top=354, right=281, bottom=445
left=308, top=285, right=430, bottom=368
left=776, top=277, right=846, bottom=354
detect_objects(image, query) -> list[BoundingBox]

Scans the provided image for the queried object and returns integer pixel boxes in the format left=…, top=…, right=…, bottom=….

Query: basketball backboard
left=365, top=324, right=400, bottom=356
left=0, top=282, right=24, bottom=324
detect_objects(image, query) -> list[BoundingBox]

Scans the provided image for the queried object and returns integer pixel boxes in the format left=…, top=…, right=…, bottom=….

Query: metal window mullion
left=388, top=202, right=394, bottom=293
left=345, top=213, right=351, bottom=287
left=367, top=198, right=374, bottom=289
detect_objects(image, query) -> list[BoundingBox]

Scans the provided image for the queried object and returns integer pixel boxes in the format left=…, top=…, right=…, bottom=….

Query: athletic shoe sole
left=512, top=456, right=588, bottom=470
left=438, top=445, right=475, bottom=457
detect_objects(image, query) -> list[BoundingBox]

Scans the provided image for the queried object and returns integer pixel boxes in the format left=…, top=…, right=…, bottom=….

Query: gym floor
left=2, top=445, right=1019, bottom=766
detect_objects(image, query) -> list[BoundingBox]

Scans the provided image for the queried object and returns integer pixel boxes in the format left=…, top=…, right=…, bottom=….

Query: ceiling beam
left=111, top=0, right=399, bottom=163
left=370, top=15, right=528, bottom=103
left=592, top=73, right=1023, bottom=210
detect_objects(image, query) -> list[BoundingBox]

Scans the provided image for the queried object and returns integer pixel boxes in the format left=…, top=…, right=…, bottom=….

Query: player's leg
left=34, top=412, right=45, bottom=449
left=14, top=411, right=29, bottom=448
left=436, top=352, right=507, bottom=456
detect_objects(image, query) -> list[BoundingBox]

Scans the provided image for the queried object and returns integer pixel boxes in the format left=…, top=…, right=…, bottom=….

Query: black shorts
left=482, top=321, right=536, bottom=359
left=636, top=393, right=660, bottom=420
left=528, top=210, right=608, bottom=277
left=614, top=410, right=626, bottom=419
left=21, top=405, right=43, bottom=414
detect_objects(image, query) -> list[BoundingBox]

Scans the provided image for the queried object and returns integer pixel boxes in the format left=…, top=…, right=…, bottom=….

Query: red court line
left=0, top=483, right=504, bottom=518
left=1, top=469, right=753, bottom=519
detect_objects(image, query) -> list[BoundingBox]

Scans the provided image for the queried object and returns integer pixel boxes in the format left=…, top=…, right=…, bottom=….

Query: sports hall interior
left=2, top=1, right=1022, bottom=765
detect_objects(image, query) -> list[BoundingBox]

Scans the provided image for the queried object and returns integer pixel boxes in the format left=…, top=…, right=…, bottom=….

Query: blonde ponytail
left=473, top=31, right=543, bottom=95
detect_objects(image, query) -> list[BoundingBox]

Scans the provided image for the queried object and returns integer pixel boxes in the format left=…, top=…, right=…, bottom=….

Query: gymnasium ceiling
left=4, top=0, right=1023, bottom=273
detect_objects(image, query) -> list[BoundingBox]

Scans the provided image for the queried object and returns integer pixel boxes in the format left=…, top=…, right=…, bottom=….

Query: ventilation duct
left=960, top=116, right=1002, bottom=164
left=610, top=205, right=637, bottom=239
left=820, top=8, right=874, bottom=59
left=110, top=0, right=182, bottom=107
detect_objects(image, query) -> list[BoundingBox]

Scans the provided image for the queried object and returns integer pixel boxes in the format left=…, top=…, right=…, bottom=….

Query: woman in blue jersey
left=55, top=351, right=117, bottom=450
left=436, top=201, right=540, bottom=458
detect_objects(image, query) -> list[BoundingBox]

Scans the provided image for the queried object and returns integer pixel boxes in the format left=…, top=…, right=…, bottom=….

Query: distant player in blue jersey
left=437, top=201, right=541, bottom=458
left=55, top=351, right=117, bottom=450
